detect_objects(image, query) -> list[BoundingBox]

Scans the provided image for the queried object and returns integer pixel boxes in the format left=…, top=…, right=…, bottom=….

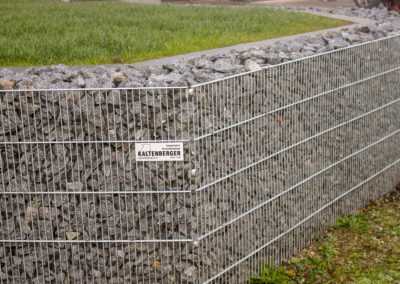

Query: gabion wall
left=1, top=35, right=400, bottom=283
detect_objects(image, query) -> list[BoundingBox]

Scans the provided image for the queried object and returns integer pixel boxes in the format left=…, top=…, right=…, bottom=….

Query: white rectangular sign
left=135, top=142, right=184, bottom=162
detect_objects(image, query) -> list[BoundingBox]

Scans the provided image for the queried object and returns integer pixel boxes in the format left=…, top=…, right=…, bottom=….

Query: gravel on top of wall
left=0, top=7, right=399, bottom=90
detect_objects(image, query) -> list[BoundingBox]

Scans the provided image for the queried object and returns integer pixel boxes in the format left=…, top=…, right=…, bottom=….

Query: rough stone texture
left=1, top=7, right=400, bottom=284
left=0, top=79, right=14, bottom=90
left=244, top=59, right=262, bottom=71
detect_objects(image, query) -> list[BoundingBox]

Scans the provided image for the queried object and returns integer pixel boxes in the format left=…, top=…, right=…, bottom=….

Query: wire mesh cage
left=1, top=35, right=400, bottom=283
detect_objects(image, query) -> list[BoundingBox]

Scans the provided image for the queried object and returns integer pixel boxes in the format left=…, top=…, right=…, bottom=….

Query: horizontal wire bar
left=0, top=239, right=193, bottom=244
left=2, top=61, right=398, bottom=146
left=198, top=128, right=400, bottom=240
left=202, top=157, right=400, bottom=284
left=196, top=97, right=400, bottom=192
left=192, top=34, right=400, bottom=88
left=268, top=70, right=400, bottom=115
left=194, top=113, right=269, bottom=142
left=193, top=66, right=400, bottom=142
left=0, top=190, right=191, bottom=195
left=1, top=86, right=188, bottom=93
left=0, top=139, right=189, bottom=145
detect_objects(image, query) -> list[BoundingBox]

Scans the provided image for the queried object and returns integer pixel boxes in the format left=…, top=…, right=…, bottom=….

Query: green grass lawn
left=0, top=0, right=348, bottom=67
left=250, top=188, right=400, bottom=283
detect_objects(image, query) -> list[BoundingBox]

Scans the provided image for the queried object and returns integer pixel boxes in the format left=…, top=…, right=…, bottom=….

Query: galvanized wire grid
left=1, top=35, right=400, bottom=283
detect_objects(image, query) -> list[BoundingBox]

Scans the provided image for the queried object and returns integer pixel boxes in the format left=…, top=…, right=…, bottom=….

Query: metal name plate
left=135, top=142, right=184, bottom=162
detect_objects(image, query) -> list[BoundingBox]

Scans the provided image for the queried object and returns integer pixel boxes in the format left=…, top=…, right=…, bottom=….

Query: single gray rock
left=244, top=59, right=262, bottom=71
left=193, top=58, right=213, bottom=69
left=266, top=53, right=281, bottom=65
left=77, top=76, right=86, bottom=88
left=286, top=41, right=303, bottom=52
left=249, top=49, right=269, bottom=60
left=66, top=182, right=84, bottom=191
left=278, top=51, right=290, bottom=61
left=151, top=71, right=186, bottom=86
left=306, top=35, right=326, bottom=45
left=111, top=72, right=127, bottom=85
left=328, top=37, right=350, bottom=49
left=239, top=52, right=252, bottom=60
left=212, top=59, right=239, bottom=73
left=341, top=31, right=361, bottom=43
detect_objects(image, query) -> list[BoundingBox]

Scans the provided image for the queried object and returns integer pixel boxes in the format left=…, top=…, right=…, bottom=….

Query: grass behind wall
left=0, top=0, right=348, bottom=66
